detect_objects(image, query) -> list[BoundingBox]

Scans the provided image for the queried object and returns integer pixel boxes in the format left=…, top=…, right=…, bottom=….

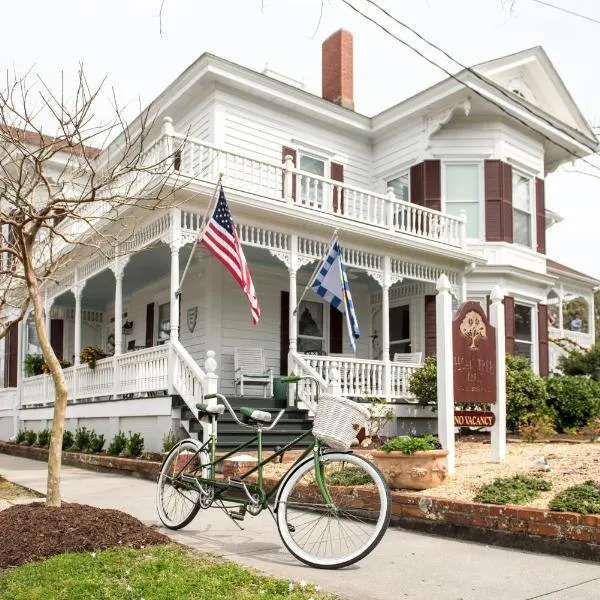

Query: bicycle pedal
left=229, top=507, right=247, bottom=521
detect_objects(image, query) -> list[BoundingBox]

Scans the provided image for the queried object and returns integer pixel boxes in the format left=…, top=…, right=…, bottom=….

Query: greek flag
left=310, top=239, right=360, bottom=352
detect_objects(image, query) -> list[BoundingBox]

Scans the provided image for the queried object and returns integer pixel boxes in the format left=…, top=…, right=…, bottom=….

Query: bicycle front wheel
left=156, top=439, right=204, bottom=529
left=276, top=452, right=391, bottom=569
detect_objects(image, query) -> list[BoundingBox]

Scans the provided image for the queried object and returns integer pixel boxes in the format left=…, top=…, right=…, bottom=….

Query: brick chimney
left=322, top=29, right=354, bottom=110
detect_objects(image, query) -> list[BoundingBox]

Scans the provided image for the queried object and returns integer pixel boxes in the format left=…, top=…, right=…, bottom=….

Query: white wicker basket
left=312, top=394, right=371, bottom=451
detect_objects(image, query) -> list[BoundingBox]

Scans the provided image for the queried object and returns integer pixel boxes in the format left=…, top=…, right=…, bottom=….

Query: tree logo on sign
left=459, top=310, right=487, bottom=349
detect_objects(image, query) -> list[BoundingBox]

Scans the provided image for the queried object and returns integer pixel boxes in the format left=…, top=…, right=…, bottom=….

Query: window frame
left=389, top=303, right=411, bottom=356
left=297, top=299, right=328, bottom=355
left=386, top=170, right=410, bottom=203
left=511, top=170, right=535, bottom=248
left=514, top=301, right=537, bottom=370
left=441, top=160, right=484, bottom=240
left=297, top=150, right=329, bottom=208
left=156, top=301, right=170, bottom=345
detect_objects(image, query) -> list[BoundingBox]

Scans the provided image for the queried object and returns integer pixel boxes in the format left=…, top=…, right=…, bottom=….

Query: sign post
left=489, top=286, right=506, bottom=462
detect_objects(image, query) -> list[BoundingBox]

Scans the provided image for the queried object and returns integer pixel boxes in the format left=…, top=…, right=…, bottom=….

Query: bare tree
left=0, top=68, right=181, bottom=506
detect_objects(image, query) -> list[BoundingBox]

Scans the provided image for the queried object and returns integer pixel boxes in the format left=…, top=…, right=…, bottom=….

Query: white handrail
left=288, top=351, right=327, bottom=413
left=170, top=339, right=206, bottom=420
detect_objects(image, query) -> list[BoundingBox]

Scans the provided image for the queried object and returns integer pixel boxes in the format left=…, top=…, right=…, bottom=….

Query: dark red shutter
left=331, top=162, right=344, bottom=214
left=504, top=296, right=515, bottom=355
left=424, top=295, right=437, bottom=357
left=329, top=305, right=343, bottom=353
left=410, top=163, right=424, bottom=206
left=282, top=147, right=297, bottom=201
left=485, top=160, right=513, bottom=242
left=145, top=303, right=155, bottom=348
left=424, top=160, right=441, bottom=211
left=538, top=303, right=549, bottom=376
left=280, top=291, right=289, bottom=375
left=536, top=178, right=546, bottom=254
left=4, top=325, right=18, bottom=387
left=50, top=319, right=64, bottom=360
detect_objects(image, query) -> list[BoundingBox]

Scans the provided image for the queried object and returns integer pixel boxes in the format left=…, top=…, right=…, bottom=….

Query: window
left=27, top=317, right=42, bottom=355
left=512, top=172, right=533, bottom=247
left=389, top=305, right=410, bottom=356
left=299, top=153, right=326, bottom=207
left=297, top=300, right=324, bottom=354
left=444, top=163, right=480, bottom=238
left=157, top=302, right=170, bottom=344
left=387, top=172, right=409, bottom=202
left=515, top=303, right=534, bottom=361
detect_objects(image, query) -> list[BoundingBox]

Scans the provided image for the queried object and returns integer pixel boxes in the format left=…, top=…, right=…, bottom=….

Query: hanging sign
left=454, top=410, right=496, bottom=427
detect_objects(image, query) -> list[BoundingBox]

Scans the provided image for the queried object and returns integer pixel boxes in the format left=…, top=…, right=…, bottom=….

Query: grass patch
left=474, top=474, right=552, bottom=505
left=0, top=477, right=43, bottom=502
left=549, top=480, right=600, bottom=514
left=327, top=466, right=372, bottom=486
left=0, top=544, right=336, bottom=600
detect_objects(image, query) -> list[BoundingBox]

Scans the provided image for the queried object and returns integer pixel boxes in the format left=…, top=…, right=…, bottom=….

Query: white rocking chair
left=234, top=347, right=274, bottom=397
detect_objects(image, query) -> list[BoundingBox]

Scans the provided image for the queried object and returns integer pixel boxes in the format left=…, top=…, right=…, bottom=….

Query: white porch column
left=558, top=284, right=564, bottom=335
left=110, top=255, right=130, bottom=357
left=588, top=292, right=595, bottom=343
left=436, top=274, right=455, bottom=475
left=289, top=234, right=299, bottom=355
left=170, top=208, right=182, bottom=342
left=381, top=256, right=392, bottom=401
left=44, top=290, right=52, bottom=336
left=72, top=280, right=85, bottom=366
left=489, top=286, right=506, bottom=463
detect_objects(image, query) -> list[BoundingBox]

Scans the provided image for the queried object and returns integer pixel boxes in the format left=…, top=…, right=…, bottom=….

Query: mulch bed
left=0, top=502, right=170, bottom=570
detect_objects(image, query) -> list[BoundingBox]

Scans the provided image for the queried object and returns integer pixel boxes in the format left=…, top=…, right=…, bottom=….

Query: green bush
left=36, top=428, right=51, bottom=448
left=549, top=481, right=600, bottom=514
left=518, top=413, right=556, bottom=442
left=89, top=431, right=106, bottom=453
left=409, top=356, right=438, bottom=406
left=474, top=474, right=552, bottom=505
left=161, top=430, right=178, bottom=453
left=15, top=430, right=26, bottom=444
left=22, top=430, right=37, bottom=446
left=62, top=430, right=74, bottom=450
left=24, top=354, right=45, bottom=377
left=546, top=376, right=600, bottom=432
left=505, top=355, right=548, bottom=432
left=72, top=427, right=92, bottom=452
left=379, top=435, right=441, bottom=454
left=558, top=344, right=600, bottom=377
left=107, top=431, right=127, bottom=456
left=122, top=432, right=144, bottom=458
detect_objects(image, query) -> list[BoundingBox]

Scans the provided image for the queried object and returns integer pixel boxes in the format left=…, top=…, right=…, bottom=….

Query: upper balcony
left=168, top=130, right=467, bottom=250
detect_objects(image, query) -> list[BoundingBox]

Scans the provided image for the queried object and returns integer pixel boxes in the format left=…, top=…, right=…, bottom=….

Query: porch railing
left=172, top=134, right=466, bottom=248
left=548, top=327, right=593, bottom=350
left=0, top=388, right=17, bottom=411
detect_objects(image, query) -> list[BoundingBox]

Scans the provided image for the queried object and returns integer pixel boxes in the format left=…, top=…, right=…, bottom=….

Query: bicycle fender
left=272, top=448, right=353, bottom=513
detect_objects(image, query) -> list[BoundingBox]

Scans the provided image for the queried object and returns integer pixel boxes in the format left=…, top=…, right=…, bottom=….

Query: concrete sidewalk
left=1, top=454, right=599, bottom=600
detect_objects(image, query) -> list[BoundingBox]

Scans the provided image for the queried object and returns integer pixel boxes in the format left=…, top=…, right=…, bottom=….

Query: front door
left=389, top=304, right=410, bottom=358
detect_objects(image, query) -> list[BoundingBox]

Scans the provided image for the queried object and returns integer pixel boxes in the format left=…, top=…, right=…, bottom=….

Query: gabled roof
left=547, top=258, right=600, bottom=287
left=2, top=125, right=100, bottom=158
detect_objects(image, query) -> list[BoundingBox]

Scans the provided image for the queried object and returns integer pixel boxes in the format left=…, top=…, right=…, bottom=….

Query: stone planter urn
left=370, top=449, right=448, bottom=490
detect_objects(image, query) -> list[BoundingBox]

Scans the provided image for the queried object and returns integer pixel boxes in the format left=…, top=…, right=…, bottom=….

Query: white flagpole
left=292, top=228, right=338, bottom=316
left=176, top=173, right=223, bottom=296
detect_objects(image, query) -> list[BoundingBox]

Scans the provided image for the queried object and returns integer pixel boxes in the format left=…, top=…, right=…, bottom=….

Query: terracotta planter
left=371, top=449, right=448, bottom=490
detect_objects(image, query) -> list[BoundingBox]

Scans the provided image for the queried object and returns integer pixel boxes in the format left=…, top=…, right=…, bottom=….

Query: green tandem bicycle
left=156, top=375, right=391, bottom=569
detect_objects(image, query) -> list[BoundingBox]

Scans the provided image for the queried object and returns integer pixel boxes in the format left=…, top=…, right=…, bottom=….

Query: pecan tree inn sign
left=435, top=276, right=507, bottom=475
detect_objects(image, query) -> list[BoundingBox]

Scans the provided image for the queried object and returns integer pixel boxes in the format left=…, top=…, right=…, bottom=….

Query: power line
left=529, top=0, right=600, bottom=26
left=339, top=0, right=600, bottom=174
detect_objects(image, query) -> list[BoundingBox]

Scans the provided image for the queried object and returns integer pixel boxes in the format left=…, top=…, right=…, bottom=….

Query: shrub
left=80, top=346, right=107, bottom=369
left=546, top=376, right=600, bottom=432
left=474, top=474, right=552, bottom=505
left=558, top=344, right=600, bottom=377
left=73, top=427, right=92, bottom=452
left=107, top=431, right=128, bottom=456
left=549, top=481, right=600, bottom=514
left=579, top=415, right=600, bottom=441
left=517, top=413, right=556, bottom=442
left=24, top=354, right=45, bottom=377
left=36, top=428, right=51, bottom=448
left=123, top=432, right=144, bottom=458
left=22, top=430, right=37, bottom=446
left=161, top=430, right=178, bottom=453
left=62, top=430, right=74, bottom=450
left=89, top=431, right=106, bottom=453
left=327, top=466, right=373, bottom=486
left=15, top=430, right=26, bottom=444
left=505, top=355, right=548, bottom=432
left=409, top=356, right=438, bottom=406
left=379, top=435, right=441, bottom=454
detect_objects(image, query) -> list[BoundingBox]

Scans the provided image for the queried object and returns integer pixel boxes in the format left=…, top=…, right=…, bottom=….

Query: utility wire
left=529, top=0, right=600, bottom=26
left=340, top=0, right=600, bottom=174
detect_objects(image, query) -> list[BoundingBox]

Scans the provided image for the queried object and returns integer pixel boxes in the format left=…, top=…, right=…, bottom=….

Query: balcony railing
left=548, top=327, right=594, bottom=350
left=171, top=134, right=466, bottom=248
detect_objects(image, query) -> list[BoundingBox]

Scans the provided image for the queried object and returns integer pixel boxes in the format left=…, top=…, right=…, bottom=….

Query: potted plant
left=80, top=346, right=107, bottom=369
left=24, top=354, right=45, bottom=377
left=370, top=435, right=448, bottom=490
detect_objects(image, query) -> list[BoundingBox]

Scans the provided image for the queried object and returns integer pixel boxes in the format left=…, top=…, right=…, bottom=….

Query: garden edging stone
left=1, top=441, right=598, bottom=562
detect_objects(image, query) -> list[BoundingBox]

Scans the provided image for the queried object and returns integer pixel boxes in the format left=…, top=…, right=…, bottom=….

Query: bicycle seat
left=240, top=406, right=272, bottom=424
left=196, top=403, right=225, bottom=416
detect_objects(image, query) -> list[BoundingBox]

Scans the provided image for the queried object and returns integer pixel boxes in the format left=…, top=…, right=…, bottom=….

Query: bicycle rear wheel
left=156, top=439, right=204, bottom=529
left=276, top=452, right=391, bottom=569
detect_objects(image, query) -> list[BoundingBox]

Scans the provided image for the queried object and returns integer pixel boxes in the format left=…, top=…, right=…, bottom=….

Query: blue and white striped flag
left=310, top=239, right=360, bottom=352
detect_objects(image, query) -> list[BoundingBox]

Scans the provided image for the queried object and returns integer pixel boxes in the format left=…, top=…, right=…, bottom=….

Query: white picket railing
left=0, top=388, right=17, bottom=411
left=170, top=340, right=206, bottom=420
left=548, top=327, right=593, bottom=349
left=390, top=363, right=421, bottom=403
left=173, top=134, right=466, bottom=248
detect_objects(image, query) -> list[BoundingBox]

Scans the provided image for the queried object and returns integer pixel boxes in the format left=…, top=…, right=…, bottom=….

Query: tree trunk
left=26, top=274, right=68, bottom=507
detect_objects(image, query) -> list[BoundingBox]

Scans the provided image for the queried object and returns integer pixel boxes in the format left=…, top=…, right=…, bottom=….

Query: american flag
left=200, top=187, right=260, bottom=324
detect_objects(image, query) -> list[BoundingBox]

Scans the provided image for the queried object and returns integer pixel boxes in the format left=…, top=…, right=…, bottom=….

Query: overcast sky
left=3, top=0, right=599, bottom=279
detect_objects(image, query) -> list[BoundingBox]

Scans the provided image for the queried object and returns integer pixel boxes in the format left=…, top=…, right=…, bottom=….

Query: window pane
left=299, top=155, right=325, bottom=176
left=515, top=304, right=532, bottom=340
left=446, top=164, right=479, bottom=203
left=387, top=173, right=409, bottom=202
left=512, top=173, right=531, bottom=211
left=447, top=201, right=479, bottom=238
left=515, top=341, right=533, bottom=361
left=298, top=338, right=324, bottom=354
left=389, top=305, right=409, bottom=342
left=390, top=341, right=411, bottom=355
left=513, top=209, right=531, bottom=246
left=158, top=302, right=170, bottom=343
left=298, top=301, right=323, bottom=338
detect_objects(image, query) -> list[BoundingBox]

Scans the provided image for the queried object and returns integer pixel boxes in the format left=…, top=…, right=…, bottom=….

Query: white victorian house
left=1, top=30, right=598, bottom=450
